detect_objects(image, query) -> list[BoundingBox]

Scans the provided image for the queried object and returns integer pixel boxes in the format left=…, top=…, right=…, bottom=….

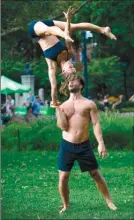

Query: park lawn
left=1, top=150, right=134, bottom=220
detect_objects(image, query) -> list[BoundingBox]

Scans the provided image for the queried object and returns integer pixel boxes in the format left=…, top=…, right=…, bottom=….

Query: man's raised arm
left=56, top=106, right=68, bottom=131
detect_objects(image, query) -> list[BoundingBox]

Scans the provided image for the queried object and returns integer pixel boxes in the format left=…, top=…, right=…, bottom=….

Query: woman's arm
left=45, top=59, right=58, bottom=106
left=64, top=7, right=75, bottom=57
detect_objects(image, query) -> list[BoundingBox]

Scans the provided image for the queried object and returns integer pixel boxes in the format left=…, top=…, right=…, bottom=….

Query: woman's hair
left=59, top=74, right=85, bottom=96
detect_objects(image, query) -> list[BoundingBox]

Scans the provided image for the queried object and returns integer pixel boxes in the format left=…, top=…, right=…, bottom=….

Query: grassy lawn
left=1, top=150, right=134, bottom=220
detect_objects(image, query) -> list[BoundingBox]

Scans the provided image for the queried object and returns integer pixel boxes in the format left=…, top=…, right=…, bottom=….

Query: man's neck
left=69, top=92, right=83, bottom=101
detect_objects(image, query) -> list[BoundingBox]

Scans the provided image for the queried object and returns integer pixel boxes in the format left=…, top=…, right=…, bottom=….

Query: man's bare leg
left=89, top=169, right=117, bottom=210
left=58, top=171, right=70, bottom=214
left=53, top=21, right=117, bottom=40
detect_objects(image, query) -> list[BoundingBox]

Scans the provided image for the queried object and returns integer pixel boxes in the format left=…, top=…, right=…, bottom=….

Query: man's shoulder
left=82, top=98, right=97, bottom=110
left=82, top=97, right=96, bottom=105
left=59, top=100, right=70, bottom=108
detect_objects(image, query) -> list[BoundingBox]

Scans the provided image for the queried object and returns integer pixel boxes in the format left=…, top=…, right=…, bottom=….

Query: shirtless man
left=28, top=7, right=117, bottom=106
left=56, top=76, right=117, bottom=214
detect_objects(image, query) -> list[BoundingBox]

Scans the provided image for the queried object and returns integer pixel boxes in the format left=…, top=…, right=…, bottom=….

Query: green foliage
left=88, top=56, right=120, bottom=76
left=1, top=1, right=82, bottom=32
left=88, top=112, right=133, bottom=150
left=123, top=101, right=134, bottom=108
left=120, top=107, right=134, bottom=113
left=1, top=118, right=61, bottom=151
left=96, top=112, right=133, bottom=150
left=89, top=0, right=134, bottom=46
left=1, top=112, right=133, bottom=151
left=1, top=59, right=25, bottom=80
left=86, top=56, right=123, bottom=95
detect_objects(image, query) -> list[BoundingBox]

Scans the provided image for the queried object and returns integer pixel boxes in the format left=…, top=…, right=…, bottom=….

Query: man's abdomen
left=63, top=128, right=89, bottom=144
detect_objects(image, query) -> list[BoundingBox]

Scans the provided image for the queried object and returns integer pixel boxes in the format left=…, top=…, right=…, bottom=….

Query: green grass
left=1, top=150, right=134, bottom=220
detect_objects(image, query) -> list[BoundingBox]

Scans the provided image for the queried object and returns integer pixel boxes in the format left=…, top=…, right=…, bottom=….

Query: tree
left=76, top=56, right=123, bottom=97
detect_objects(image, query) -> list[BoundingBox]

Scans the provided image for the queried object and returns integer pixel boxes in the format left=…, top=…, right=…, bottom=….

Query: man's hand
left=63, top=6, right=75, bottom=20
left=98, top=143, right=108, bottom=159
left=50, top=100, right=61, bottom=108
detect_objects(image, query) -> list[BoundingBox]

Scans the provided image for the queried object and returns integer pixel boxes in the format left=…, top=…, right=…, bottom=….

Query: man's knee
left=89, top=169, right=101, bottom=181
left=59, top=171, right=70, bottom=183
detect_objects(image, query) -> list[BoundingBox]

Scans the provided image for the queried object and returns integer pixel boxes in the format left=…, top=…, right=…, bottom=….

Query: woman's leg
left=34, top=21, right=73, bottom=42
left=53, top=20, right=117, bottom=40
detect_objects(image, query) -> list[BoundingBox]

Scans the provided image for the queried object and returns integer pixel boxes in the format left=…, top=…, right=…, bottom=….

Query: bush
left=120, top=107, right=134, bottom=113
left=1, top=117, right=61, bottom=151
left=115, top=101, right=134, bottom=111
left=123, top=101, right=134, bottom=108
left=89, top=112, right=133, bottom=150
left=1, top=112, right=133, bottom=151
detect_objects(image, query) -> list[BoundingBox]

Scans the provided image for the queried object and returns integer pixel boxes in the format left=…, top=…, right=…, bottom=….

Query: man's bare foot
left=102, top=26, right=117, bottom=40
left=59, top=202, right=71, bottom=208
left=59, top=205, right=69, bottom=214
left=107, top=201, right=117, bottom=211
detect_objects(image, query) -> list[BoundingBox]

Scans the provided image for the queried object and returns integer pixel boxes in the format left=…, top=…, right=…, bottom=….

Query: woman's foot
left=102, top=26, right=117, bottom=40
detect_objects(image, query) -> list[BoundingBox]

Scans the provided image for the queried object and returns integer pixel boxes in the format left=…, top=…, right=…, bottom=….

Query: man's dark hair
left=59, top=75, right=85, bottom=96
left=76, top=76, right=85, bottom=90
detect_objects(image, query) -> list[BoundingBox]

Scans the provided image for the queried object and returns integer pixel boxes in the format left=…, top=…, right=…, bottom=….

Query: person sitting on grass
left=112, top=94, right=124, bottom=109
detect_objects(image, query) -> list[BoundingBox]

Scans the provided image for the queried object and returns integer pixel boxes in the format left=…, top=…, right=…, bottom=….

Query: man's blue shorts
left=58, top=139, right=98, bottom=172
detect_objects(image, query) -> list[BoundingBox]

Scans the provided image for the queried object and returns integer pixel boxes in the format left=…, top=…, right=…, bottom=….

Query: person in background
left=129, top=94, right=134, bottom=102
left=32, top=96, right=44, bottom=117
left=103, top=94, right=110, bottom=109
left=2, top=95, right=15, bottom=116
left=25, top=105, right=36, bottom=122
left=112, top=94, right=124, bottom=109
left=24, top=91, right=35, bottom=107
left=44, top=100, right=50, bottom=107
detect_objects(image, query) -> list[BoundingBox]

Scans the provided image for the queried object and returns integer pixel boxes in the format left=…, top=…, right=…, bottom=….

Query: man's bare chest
left=64, top=103, right=90, bottom=119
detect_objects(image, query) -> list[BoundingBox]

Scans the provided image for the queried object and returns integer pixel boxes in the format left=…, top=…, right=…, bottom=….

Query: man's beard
left=69, top=87, right=80, bottom=93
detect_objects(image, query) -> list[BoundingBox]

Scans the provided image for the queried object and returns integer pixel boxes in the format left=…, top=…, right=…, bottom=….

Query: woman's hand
left=63, top=6, right=75, bottom=20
